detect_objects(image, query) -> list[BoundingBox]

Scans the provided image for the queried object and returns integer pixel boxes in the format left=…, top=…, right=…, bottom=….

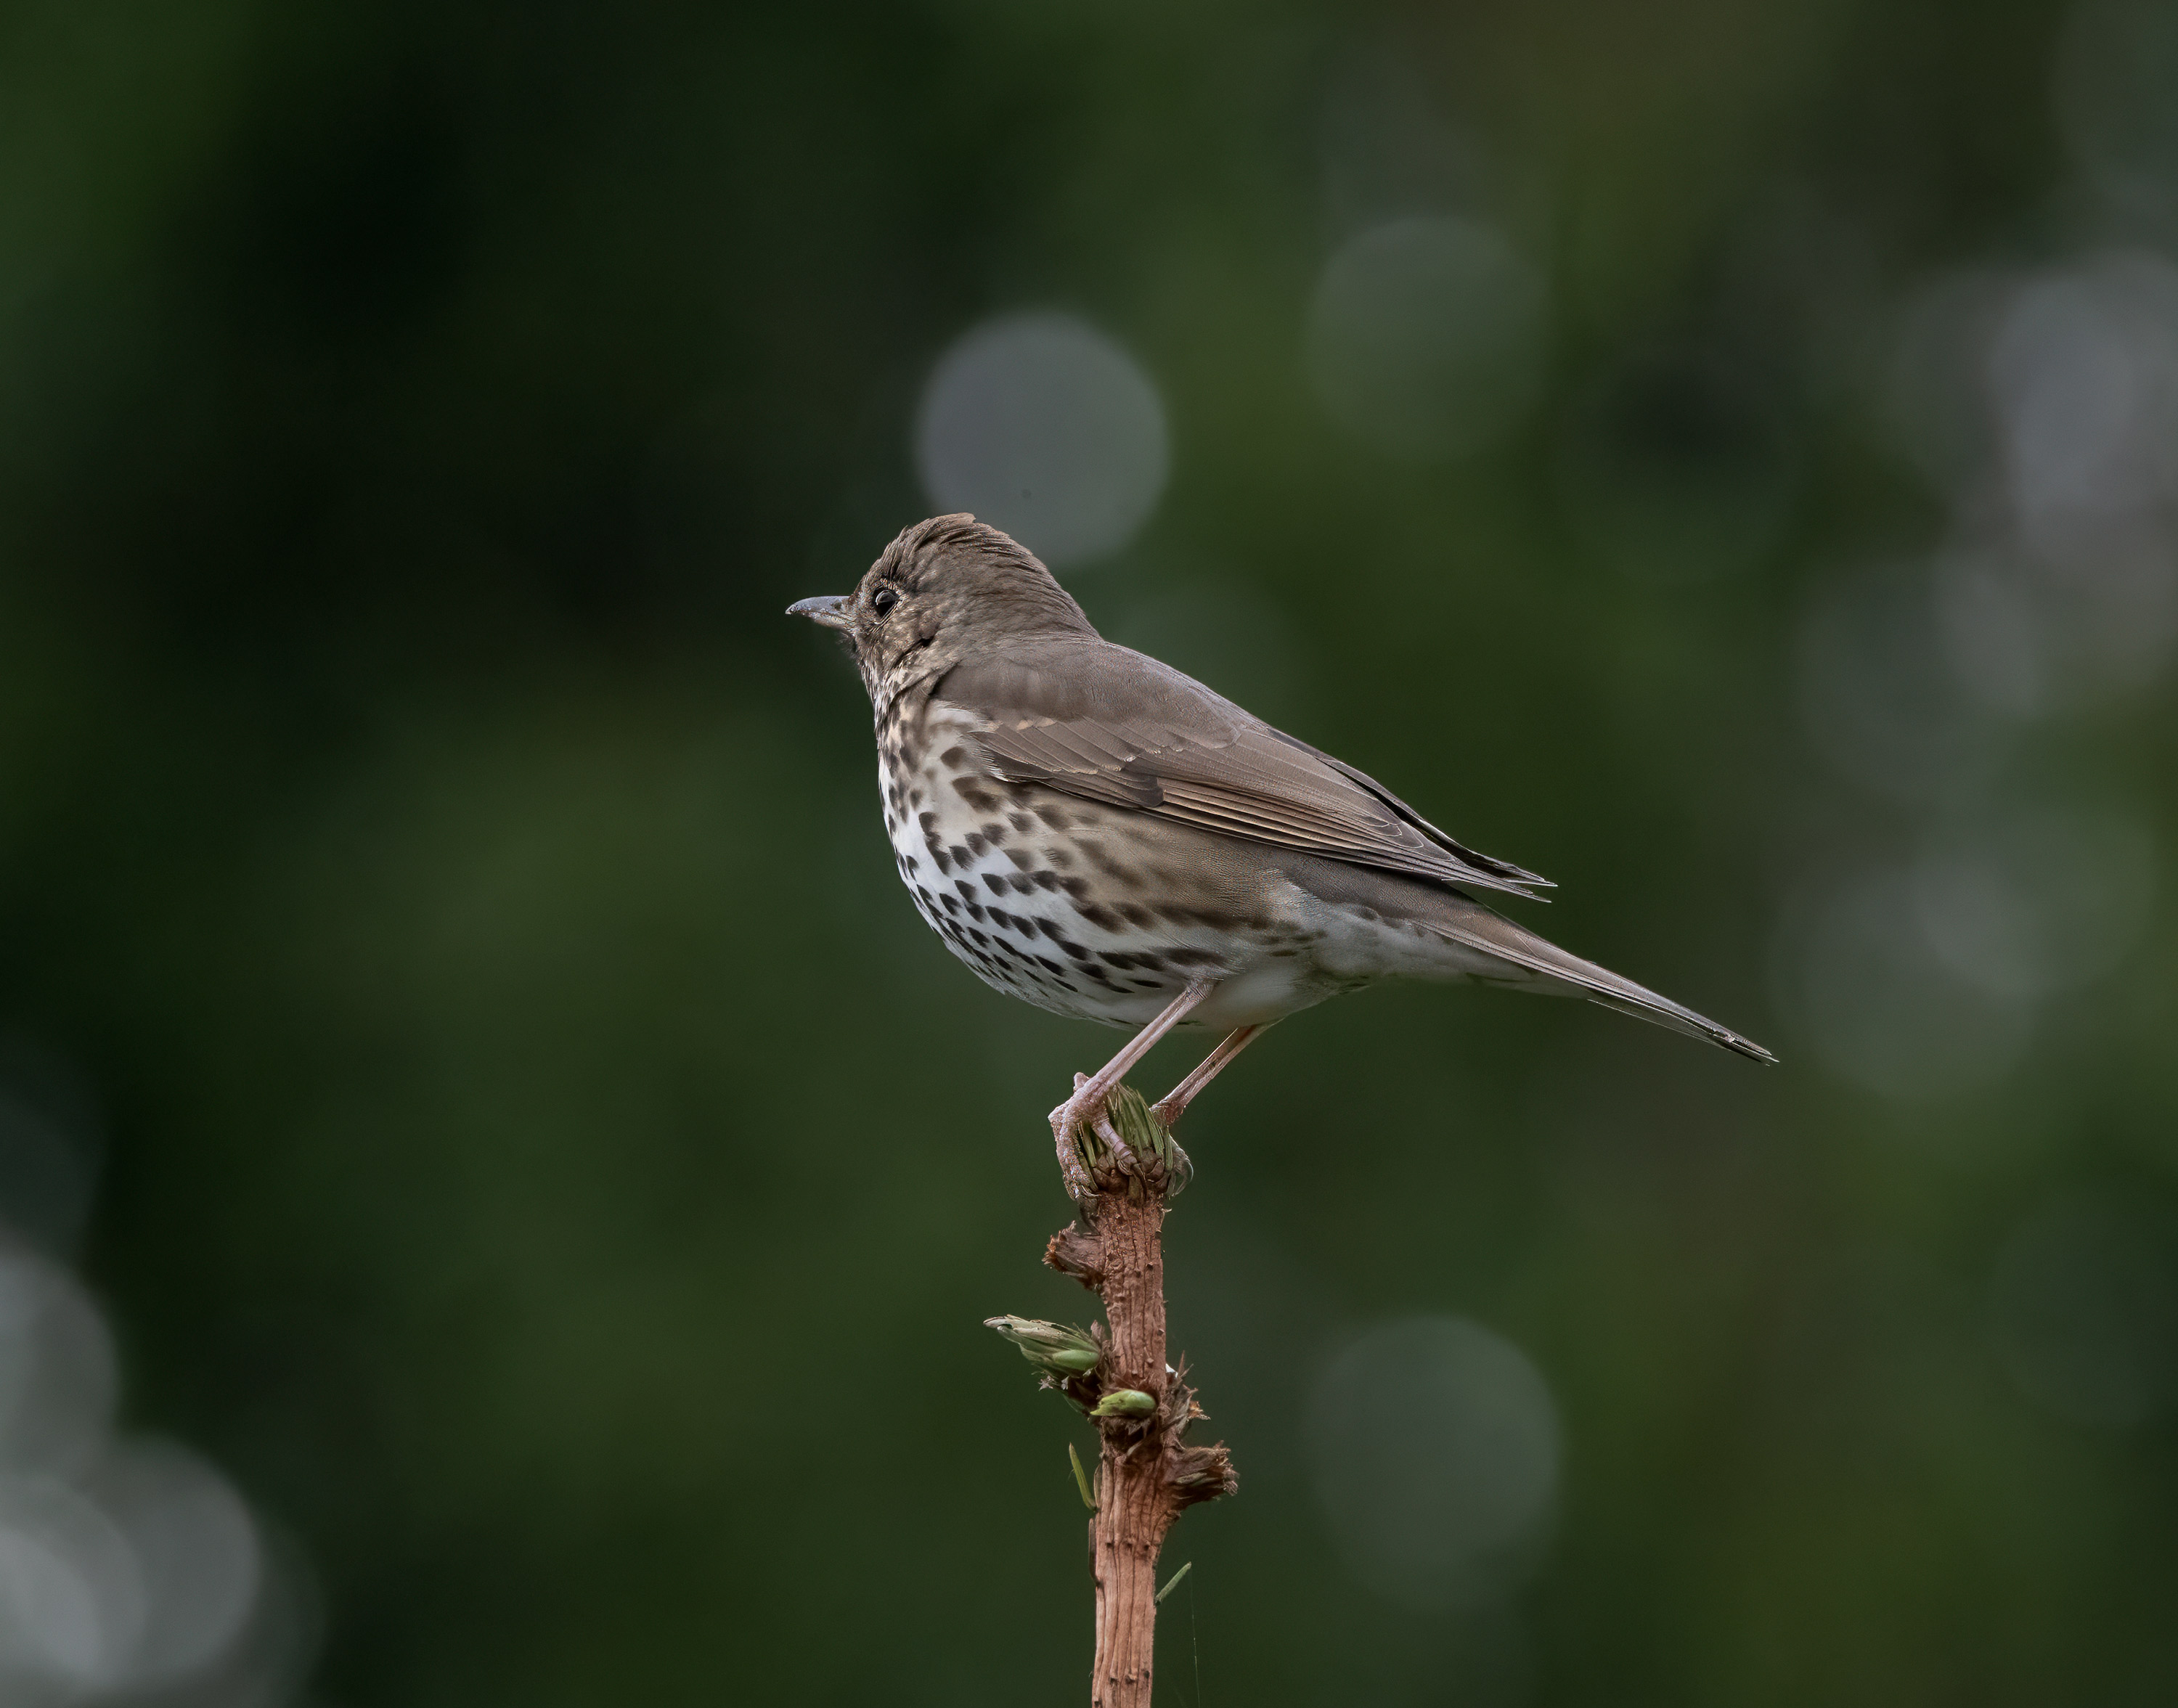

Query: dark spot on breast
left=940, top=746, right=966, bottom=767
left=1046, top=846, right=1074, bottom=870
left=949, top=846, right=972, bottom=867
left=918, top=811, right=938, bottom=832
left=1075, top=902, right=1122, bottom=931
left=981, top=873, right=1008, bottom=896
left=966, top=903, right=987, bottom=923
left=1007, top=872, right=1035, bottom=892
left=941, top=894, right=961, bottom=916
left=967, top=928, right=989, bottom=947
left=1034, top=806, right=1072, bottom=831
left=1131, top=978, right=1162, bottom=989
left=1030, top=871, right=1059, bottom=891
left=1035, top=956, right=1066, bottom=975
left=1099, top=951, right=1141, bottom=970
left=1118, top=904, right=1154, bottom=928
left=1164, top=947, right=1221, bottom=968
left=1004, top=848, right=1033, bottom=872
left=909, top=788, right=924, bottom=809
left=1060, top=875, right=1090, bottom=899
left=980, top=822, right=1006, bottom=845
left=1008, top=813, right=1035, bottom=834
left=964, top=833, right=987, bottom=857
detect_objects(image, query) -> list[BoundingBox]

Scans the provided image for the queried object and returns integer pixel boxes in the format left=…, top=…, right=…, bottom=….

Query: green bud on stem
left=985, top=1315, right=1103, bottom=1380
left=1090, top=1388, right=1157, bottom=1420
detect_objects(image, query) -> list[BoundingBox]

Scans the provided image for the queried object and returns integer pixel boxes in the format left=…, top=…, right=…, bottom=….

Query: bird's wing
left=934, top=641, right=1550, bottom=899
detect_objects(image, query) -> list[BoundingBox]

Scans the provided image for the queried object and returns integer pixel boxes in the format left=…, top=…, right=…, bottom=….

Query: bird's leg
left=1150, top=1021, right=1275, bottom=1129
left=1051, top=979, right=1217, bottom=1185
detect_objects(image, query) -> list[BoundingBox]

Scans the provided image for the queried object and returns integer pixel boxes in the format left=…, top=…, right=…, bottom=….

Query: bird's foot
left=1051, top=1121, right=1100, bottom=1203
left=1141, top=1095, right=1196, bottom=1189
left=1051, top=1074, right=1191, bottom=1203
left=1159, top=1129, right=1194, bottom=1194
left=1050, top=1073, right=1139, bottom=1201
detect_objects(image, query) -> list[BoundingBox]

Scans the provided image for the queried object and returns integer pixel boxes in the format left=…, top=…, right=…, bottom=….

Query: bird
left=791, top=514, right=1774, bottom=1194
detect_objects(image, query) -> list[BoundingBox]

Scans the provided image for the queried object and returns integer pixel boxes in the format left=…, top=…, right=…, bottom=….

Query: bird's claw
left=1090, top=1108, right=1142, bottom=1173
left=1053, top=1137, right=1100, bottom=1204
left=1049, top=1074, right=1150, bottom=1201
left=1050, top=1074, right=1103, bottom=1202
left=1160, top=1132, right=1194, bottom=1193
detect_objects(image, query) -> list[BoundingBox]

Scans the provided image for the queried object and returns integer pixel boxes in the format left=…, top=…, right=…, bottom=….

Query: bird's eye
left=871, top=586, right=900, bottom=616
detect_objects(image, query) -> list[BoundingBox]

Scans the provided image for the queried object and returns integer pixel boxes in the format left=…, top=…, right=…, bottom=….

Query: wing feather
left=937, top=641, right=1550, bottom=899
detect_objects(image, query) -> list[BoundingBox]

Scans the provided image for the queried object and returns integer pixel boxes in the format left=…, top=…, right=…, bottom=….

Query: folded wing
left=937, top=640, right=1550, bottom=900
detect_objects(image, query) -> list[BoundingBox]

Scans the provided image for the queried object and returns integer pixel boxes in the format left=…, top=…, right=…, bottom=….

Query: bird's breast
left=875, top=709, right=1351, bottom=1029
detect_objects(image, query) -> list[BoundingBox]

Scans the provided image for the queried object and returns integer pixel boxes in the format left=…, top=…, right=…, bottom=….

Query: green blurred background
left=1, top=0, right=2175, bottom=1702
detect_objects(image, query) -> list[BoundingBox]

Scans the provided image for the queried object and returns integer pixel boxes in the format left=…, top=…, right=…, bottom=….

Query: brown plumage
left=791, top=515, right=1773, bottom=1188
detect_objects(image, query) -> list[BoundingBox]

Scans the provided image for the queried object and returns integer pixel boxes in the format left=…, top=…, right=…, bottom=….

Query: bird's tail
left=1421, top=896, right=1778, bottom=1064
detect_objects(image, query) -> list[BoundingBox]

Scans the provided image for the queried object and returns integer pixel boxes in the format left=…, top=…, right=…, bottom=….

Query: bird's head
left=788, top=514, right=1095, bottom=703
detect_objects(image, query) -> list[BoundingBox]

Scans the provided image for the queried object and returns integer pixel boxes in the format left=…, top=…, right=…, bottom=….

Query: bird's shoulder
left=932, top=634, right=1243, bottom=733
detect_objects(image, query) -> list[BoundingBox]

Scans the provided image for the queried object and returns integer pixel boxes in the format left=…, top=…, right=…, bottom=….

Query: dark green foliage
left=0, top=0, right=2172, bottom=1702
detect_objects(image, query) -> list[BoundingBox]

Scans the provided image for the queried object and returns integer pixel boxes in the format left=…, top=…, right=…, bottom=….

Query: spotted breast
left=872, top=676, right=1497, bottom=1034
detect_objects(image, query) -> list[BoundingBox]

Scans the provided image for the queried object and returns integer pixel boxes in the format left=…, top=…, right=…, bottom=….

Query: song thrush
left=791, top=515, right=1774, bottom=1195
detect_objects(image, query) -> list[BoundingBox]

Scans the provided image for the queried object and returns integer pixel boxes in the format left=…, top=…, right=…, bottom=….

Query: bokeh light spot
left=913, top=313, right=1168, bottom=566
left=84, top=1438, right=264, bottom=1687
left=1308, top=1316, right=1559, bottom=1609
left=1795, top=567, right=2001, bottom=801
left=1781, top=870, right=2031, bottom=1101
left=0, top=1248, right=117, bottom=1479
left=1913, top=805, right=2155, bottom=1002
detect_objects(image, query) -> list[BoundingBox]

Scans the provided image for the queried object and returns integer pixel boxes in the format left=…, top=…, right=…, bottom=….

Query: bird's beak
left=788, top=594, right=852, bottom=630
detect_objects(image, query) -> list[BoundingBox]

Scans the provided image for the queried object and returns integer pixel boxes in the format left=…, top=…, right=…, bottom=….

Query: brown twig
left=990, top=1083, right=1236, bottom=1708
